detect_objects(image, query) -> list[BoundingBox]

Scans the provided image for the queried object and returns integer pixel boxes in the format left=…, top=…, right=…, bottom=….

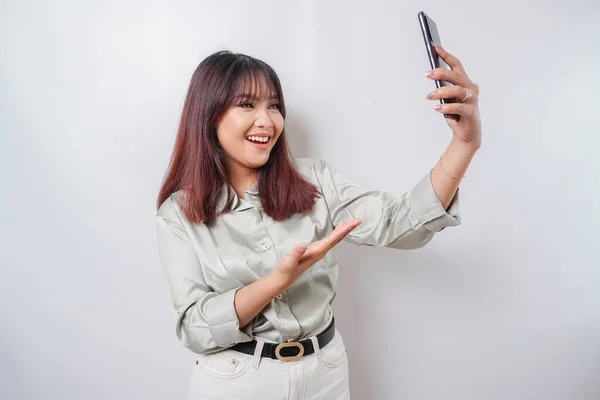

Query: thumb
left=280, top=245, right=307, bottom=266
left=293, top=244, right=308, bottom=258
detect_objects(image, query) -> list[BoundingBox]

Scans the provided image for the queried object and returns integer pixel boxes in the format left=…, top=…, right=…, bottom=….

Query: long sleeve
left=156, top=197, right=253, bottom=355
left=314, top=159, right=461, bottom=250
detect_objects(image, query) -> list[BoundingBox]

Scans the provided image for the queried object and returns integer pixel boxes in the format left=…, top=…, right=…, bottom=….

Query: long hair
left=156, top=50, right=321, bottom=225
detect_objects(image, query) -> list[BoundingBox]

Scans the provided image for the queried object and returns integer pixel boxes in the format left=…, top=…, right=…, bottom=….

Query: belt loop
left=309, top=335, right=323, bottom=362
left=251, top=337, right=266, bottom=371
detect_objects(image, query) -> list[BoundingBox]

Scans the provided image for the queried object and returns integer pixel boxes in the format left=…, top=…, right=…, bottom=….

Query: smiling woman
left=216, top=76, right=285, bottom=191
left=155, top=49, right=468, bottom=400
left=157, top=51, right=321, bottom=225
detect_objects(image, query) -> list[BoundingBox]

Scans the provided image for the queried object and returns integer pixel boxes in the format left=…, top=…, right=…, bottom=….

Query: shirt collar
left=216, top=183, right=259, bottom=213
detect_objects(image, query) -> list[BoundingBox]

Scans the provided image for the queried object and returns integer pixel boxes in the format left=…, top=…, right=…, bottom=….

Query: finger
left=333, top=219, right=362, bottom=237
left=433, top=102, right=475, bottom=117
left=294, top=244, right=308, bottom=256
left=426, top=67, right=469, bottom=88
left=326, top=219, right=362, bottom=247
left=340, top=218, right=362, bottom=230
left=286, top=244, right=309, bottom=264
left=308, top=219, right=362, bottom=255
left=426, top=86, right=476, bottom=103
left=434, top=45, right=467, bottom=77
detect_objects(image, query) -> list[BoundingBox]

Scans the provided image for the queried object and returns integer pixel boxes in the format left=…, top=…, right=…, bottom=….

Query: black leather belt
left=231, top=317, right=335, bottom=362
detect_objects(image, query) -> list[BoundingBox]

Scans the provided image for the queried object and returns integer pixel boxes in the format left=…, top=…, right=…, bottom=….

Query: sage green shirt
left=156, top=158, right=461, bottom=355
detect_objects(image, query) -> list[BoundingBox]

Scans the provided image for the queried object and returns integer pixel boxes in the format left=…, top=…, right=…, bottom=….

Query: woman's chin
left=246, top=155, right=270, bottom=169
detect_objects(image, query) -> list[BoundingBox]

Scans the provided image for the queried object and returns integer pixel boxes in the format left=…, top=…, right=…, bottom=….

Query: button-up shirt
left=156, top=158, right=461, bottom=355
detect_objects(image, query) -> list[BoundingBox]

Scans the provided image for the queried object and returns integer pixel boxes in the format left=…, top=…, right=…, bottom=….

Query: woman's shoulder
left=294, top=158, right=340, bottom=185
left=156, top=190, right=186, bottom=223
left=294, top=157, right=330, bottom=176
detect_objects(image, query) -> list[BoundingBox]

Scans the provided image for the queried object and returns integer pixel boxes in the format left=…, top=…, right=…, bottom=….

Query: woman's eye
left=237, top=102, right=280, bottom=110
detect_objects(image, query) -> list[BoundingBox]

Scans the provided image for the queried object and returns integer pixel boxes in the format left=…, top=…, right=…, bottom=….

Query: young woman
left=156, top=48, right=481, bottom=399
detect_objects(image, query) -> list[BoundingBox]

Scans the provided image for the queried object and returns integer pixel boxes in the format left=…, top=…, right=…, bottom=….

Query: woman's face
left=216, top=79, right=284, bottom=177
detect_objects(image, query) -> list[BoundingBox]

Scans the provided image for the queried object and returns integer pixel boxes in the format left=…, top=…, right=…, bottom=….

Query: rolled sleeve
left=200, top=287, right=251, bottom=347
left=408, top=171, right=462, bottom=233
left=156, top=199, right=253, bottom=355
left=315, top=160, right=461, bottom=250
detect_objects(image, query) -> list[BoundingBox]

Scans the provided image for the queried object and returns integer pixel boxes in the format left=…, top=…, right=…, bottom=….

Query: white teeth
left=247, top=136, right=269, bottom=143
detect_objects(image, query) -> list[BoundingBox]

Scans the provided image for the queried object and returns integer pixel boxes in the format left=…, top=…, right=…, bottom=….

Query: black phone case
left=418, top=11, right=460, bottom=121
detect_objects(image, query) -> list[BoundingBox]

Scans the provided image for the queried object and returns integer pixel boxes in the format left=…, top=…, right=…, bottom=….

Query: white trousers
left=187, top=328, right=350, bottom=400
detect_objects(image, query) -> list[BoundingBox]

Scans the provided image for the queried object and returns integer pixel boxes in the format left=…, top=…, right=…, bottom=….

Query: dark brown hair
left=156, top=50, right=321, bottom=225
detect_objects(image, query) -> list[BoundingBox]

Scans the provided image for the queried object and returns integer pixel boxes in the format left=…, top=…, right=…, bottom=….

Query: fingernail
left=434, top=104, right=443, bottom=111
left=425, top=70, right=434, bottom=77
left=298, top=245, right=307, bottom=253
left=426, top=91, right=435, bottom=99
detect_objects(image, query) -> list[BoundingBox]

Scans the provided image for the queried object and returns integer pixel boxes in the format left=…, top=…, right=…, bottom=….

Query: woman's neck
left=227, top=165, right=258, bottom=199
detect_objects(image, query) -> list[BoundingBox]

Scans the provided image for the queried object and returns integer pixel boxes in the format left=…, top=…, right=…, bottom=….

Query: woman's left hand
left=426, top=45, right=482, bottom=149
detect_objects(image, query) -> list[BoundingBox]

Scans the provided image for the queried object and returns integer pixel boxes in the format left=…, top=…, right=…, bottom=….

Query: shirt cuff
left=408, top=172, right=462, bottom=233
left=203, top=287, right=254, bottom=348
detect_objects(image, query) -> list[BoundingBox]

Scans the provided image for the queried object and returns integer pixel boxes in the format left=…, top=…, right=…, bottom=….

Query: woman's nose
left=255, top=119, right=273, bottom=128
left=254, top=112, right=273, bottom=128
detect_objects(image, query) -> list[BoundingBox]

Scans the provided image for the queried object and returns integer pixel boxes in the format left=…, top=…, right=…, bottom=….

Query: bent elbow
left=387, top=230, right=435, bottom=250
left=176, top=321, right=222, bottom=355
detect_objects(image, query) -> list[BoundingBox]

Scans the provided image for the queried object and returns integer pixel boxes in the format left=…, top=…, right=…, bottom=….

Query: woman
left=156, top=47, right=481, bottom=399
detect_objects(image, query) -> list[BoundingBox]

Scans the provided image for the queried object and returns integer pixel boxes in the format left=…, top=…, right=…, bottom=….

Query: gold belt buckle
left=275, top=338, right=304, bottom=362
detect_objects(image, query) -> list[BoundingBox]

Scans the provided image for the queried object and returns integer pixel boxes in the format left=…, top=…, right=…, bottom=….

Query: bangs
left=231, top=68, right=280, bottom=104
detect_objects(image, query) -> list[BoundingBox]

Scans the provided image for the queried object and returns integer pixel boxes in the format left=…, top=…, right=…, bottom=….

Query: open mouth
left=246, top=136, right=270, bottom=150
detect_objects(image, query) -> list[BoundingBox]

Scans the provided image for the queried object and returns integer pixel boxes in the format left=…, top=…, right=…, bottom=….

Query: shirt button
left=276, top=293, right=283, bottom=300
left=262, top=244, right=270, bottom=250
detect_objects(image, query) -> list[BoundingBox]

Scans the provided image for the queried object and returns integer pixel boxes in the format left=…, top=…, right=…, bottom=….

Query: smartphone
left=418, top=11, right=459, bottom=121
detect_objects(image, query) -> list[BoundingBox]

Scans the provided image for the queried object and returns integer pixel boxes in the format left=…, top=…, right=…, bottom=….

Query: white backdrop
left=1, top=1, right=599, bottom=399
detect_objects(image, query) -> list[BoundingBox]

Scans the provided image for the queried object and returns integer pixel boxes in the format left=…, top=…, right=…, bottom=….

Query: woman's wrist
left=234, top=272, right=291, bottom=329
left=266, top=271, right=292, bottom=293
left=449, top=136, right=480, bottom=155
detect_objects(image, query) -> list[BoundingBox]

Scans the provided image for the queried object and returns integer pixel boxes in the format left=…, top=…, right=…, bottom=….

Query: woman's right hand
left=272, top=218, right=362, bottom=288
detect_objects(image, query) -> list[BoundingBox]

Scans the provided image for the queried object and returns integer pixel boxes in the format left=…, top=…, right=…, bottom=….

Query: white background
left=1, top=1, right=599, bottom=399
